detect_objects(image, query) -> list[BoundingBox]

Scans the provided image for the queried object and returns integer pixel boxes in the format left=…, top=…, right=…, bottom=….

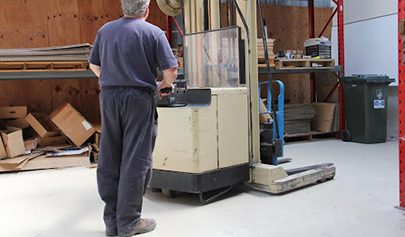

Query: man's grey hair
left=121, top=0, right=151, bottom=17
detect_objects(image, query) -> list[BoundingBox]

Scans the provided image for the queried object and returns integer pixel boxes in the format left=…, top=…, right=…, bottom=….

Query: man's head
left=121, top=0, right=151, bottom=18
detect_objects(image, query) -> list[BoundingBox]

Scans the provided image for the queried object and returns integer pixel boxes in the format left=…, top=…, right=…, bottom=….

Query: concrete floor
left=0, top=139, right=404, bottom=237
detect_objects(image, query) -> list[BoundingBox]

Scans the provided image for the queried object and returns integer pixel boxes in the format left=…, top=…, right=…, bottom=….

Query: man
left=89, top=0, right=178, bottom=236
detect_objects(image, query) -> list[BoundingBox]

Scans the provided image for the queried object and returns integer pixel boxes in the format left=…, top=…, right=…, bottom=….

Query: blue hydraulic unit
left=257, top=0, right=285, bottom=166
left=259, top=80, right=285, bottom=165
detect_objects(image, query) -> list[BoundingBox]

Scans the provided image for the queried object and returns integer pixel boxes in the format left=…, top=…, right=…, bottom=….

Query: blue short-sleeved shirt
left=89, top=18, right=178, bottom=91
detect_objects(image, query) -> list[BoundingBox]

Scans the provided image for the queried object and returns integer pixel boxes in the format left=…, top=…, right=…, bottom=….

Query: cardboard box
left=1, top=127, right=26, bottom=158
left=259, top=99, right=272, bottom=124
left=50, top=103, right=95, bottom=147
left=26, top=113, right=60, bottom=138
left=332, top=104, right=340, bottom=133
left=39, top=135, right=67, bottom=147
left=0, top=106, right=27, bottom=119
left=0, top=137, right=7, bottom=159
left=24, top=138, right=39, bottom=151
left=311, top=103, right=336, bottom=133
left=3, top=118, right=30, bottom=129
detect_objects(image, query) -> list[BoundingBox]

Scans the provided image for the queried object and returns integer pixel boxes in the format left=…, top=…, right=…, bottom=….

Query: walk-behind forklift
left=151, top=0, right=335, bottom=203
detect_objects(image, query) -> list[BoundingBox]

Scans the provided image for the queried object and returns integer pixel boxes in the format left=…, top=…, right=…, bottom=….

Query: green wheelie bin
left=342, top=75, right=395, bottom=143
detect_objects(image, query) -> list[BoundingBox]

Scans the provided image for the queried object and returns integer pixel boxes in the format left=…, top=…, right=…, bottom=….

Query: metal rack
left=398, top=0, right=405, bottom=209
left=259, top=0, right=345, bottom=132
left=258, top=66, right=342, bottom=76
left=0, top=70, right=96, bottom=81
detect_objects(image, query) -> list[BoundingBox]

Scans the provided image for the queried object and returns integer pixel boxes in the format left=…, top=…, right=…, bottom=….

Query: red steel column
left=337, top=0, right=345, bottom=131
left=308, top=0, right=316, bottom=101
left=308, top=0, right=315, bottom=38
left=166, top=16, right=173, bottom=44
left=399, top=0, right=405, bottom=208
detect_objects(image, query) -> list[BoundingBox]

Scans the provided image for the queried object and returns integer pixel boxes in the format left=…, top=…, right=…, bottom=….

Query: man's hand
left=157, top=81, right=173, bottom=97
left=157, top=67, right=178, bottom=97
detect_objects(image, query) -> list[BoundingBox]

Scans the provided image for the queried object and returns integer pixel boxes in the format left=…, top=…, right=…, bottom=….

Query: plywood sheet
left=258, top=5, right=333, bottom=52
left=47, top=0, right=81, bottom=46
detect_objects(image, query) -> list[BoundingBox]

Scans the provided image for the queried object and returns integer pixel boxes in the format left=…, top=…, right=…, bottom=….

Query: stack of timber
left=0, top=44, right=91, bottom=72
left=284, top=104, right=316, bottom=135
left=257, top=38, right=275, bottom=66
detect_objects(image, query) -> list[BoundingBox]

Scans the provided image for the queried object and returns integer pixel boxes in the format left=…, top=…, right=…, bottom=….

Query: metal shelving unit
left=258, top=66, right=342, bottom=75
left=398, top=0, right=405, bottom=209
left=0, top=70, right=96, bottom=81
left=259, top=0, right=345, bottom=132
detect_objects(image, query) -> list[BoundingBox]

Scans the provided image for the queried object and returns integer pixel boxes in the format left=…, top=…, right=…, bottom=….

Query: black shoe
left=119, top=218, right=156, bottom=236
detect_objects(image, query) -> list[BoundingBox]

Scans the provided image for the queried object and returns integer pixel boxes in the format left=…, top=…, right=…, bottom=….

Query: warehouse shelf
left=0, top=70, right=96, bottom=81
left=258, top=65, right=342, bottom=75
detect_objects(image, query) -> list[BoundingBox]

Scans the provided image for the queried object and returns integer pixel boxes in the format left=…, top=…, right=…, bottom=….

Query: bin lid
left=343, top=74, right=395, bottom=83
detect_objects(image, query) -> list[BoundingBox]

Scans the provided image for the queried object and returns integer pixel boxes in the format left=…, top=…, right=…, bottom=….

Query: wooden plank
left=275, top=59, right=335, bottom=69
left=285, top=131, right=328, bottom=138
left=0, top=62, right=88, bottom=72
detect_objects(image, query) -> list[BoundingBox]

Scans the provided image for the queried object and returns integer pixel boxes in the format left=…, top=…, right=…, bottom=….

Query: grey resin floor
left=0, top=139, right=404, bottom=237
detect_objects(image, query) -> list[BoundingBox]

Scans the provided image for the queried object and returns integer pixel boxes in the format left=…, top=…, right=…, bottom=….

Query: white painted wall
left=344, top=0, right=397, bottom=23
left=332, top=0, right=398, bottom=83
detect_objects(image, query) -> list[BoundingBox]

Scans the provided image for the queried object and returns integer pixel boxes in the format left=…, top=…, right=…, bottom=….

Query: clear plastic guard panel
left=184, top=27, right=240, bottom=88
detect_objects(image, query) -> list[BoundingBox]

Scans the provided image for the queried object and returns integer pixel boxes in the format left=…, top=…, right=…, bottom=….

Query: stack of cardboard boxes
left=0, top=103, right=99, bottom=173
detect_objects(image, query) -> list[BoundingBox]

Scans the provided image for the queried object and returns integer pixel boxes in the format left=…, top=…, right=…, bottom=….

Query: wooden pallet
left=285, top=131, right=335, bottom=142
left=275, top=59, right=335, bottom=69
left=0, top=61, right=89, bottom=72
left=258, top=58, right=275, bottom=67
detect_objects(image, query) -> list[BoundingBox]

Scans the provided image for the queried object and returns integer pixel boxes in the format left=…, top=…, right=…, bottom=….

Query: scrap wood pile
left=284, top=104, right=316, bottom=135
left=0, top=103, right=100, bottom=173
left=0, top=44, right=91, bottom=72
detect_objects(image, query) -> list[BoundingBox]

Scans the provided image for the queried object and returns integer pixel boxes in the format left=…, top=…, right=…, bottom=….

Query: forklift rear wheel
left=162, top=189, right=176, bottom=198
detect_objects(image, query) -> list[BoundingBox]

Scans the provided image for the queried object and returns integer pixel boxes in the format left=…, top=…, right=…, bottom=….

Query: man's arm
left=158, top=67, right=178, bottom=96
left=90, top=63, right=101, bottom=78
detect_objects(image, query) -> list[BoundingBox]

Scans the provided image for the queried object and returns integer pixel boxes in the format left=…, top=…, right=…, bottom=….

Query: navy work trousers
left=97, top=87, right=157, bottom=235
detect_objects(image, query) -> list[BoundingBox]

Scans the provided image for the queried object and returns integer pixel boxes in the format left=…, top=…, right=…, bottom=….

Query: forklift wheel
left=341, top=129, right=351, bottom=142
left=162, top=189, right=176, bottom=198
left=151, top=188, right=161, bottom=193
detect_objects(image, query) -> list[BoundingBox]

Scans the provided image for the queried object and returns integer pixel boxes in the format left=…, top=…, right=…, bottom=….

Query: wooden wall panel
left=0, top=0, right=167, bottom=121
left=78, top=0, right=124, bottom=43
left=148, top=0, right=167, bottom=30
left=47, top=1, right=82, bottom=46
left=0, top=0, right=49, bottom=48
left=259, top=5, right=333, bottom=52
